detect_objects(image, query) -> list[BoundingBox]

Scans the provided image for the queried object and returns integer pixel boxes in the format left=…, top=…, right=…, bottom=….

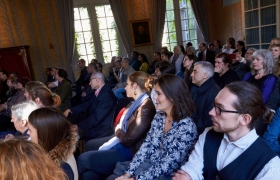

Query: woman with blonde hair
left=24, top=81, right=61, bottom=107
left=0, top=139, right=67, bottom=180
left=170, top=45, right=185, bottom=74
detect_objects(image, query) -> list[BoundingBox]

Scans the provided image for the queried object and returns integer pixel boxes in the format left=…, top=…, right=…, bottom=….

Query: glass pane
left=79, top=7, right=89, bottom=19
left=108, top=28, right=117, bottom=40
left=261, top=44, right=270, bottom=49
left=244, top=0, right=258, bottom=10
left=83, top=31, right=93, bottom=43
left=180, top=9, right=188, bottom=19
left=80, top=55, right=88, bottom=62
left=187, top=0, right=192, bottom=9
left=246, top=28, right=259, bottom=44
left=81, top=19, right=91, bottom=31
left=103, top=52, right=112, bottom=63
left=79, top=44, right=87, bottom=55
left=102, top=41, right=111, bottom=52
left=181, top=19, right=188, bottom=31
left=245, top=10, right=258, bottom=28
left=95, top=6, right=105, bottom=18
left=74, top=8, right=80, bottom=20
left=106, top=17, right=115, bottom=28
left=89, top=43, right=95, bottom=54
left=167, top=21, right=176, bottom=32
left=189, top=19, right=196, bottom=29
left=100, top=29, right=109, bottom=41
left=98, top=18, right=107, bottom=29
left=261, top=25, right=276, bottom=43
left=179, top=0, right=187, bottom=8
left=166, top=10, right=175, bottom=21
left=182, top=30, right=189, bottom=41
left=166, top=0, right=174, bottom=10
left=110, top=40, right=118, bottom=51
left=260, top=0, right=276, bottom=7
left=170, top=32, right=177, bottom=43
left=76, top=32, right=84, bottom=44
left=74, top=20, right=82, bottom=32
left=104, top=5, right=113, bottom=17
left=190, top=30, right=197, bottom=40
left=261, top=6, right=276, bottom=25
left=85, top=43, right=93, bottom=54
left=87, top=54, right=95, bottom=62
left=187, top=8, right=194, bottom=18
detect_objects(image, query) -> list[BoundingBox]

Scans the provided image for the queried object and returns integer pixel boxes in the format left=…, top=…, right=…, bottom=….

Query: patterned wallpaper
left=124, top=0, right=155, bottom=63
left=206, top=0, right=244, bottom=44
left=0, top=0, right=66, bottom=81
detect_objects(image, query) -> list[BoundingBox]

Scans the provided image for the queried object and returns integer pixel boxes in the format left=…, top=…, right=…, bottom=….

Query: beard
left=213, top=122, right=240, bottom=133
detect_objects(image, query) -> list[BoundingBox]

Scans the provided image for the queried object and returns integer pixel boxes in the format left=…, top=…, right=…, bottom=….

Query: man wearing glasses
left=173, top=81, right=280, bottom=180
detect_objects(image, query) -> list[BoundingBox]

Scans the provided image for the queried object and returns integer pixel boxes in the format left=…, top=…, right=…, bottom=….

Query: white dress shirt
left=181, top=127, right=280, bottom=180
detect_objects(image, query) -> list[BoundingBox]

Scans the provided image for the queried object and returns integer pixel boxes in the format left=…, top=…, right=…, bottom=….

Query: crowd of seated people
left=2, top=37, right=280, bottom=180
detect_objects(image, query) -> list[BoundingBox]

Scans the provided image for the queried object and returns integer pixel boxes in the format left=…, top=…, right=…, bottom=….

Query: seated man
left=190, top=61, right=220, bottom=134
left=73, top=59, right=88, bottom=91
left=64, top=72, right=117, bottom=141
left=113, top=57, right=135, bottom=99
left=173, top=81, right=280, bottom=180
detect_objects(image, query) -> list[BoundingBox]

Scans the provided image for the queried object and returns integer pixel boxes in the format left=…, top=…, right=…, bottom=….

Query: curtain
left=56, top=0, right=76, bottom=82
left=109, top=0, right=133, bottom=56
left=190, top=0, right=210, bottom=43
left=152, top=0, right=166, bottom=51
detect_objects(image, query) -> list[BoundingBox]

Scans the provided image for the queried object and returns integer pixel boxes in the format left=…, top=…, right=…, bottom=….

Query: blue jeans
left=113, top=88, right=126, bottom=99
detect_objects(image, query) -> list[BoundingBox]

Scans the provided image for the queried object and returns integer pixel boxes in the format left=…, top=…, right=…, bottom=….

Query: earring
left=134, top=91, right=137, bottom=96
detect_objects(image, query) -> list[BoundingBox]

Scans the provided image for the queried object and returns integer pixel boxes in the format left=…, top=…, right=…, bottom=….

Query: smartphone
left=228, top=54, right=236, bottom=60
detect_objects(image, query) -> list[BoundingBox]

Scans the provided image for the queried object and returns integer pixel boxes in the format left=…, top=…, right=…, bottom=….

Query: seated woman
left=264, top=106, right=280, bottom=156
left=213, top=53, right=240, bottom=89
left=170, top=45, right=185, bottom=74
left=243, top=49, right=277, bottom=104
left=0, top=77, right=29, bottom=132
left=109, top=74, right=198, bottom=180
left=233, top=40, right=247, bottom=57
left=24, top=81, right=61, bottom=107
left=78, top=71, right=156, bottom=180
left=182, top=54, right=197, bottom=87
left=222, top=38, right=235, bottom=54
left=4, top=101, right=38, bottom=141
left=138, top=54, right=149, bottom=73
left=0, top=139, right=67, bottom=180
left=28, top=107, right=78, bottom=180
left=55, top=68, right=72, bottom=112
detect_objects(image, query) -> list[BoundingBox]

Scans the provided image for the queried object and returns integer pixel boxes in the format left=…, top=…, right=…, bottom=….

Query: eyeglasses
left=90, top=77, right=97, bottom=81
left=246, top=52, right=253, bottom=55
left=213, top=102, right=241, bottom=115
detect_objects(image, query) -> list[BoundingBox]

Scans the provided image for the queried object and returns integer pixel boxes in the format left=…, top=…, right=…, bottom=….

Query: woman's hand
left=214, top=66, right=222, bottom=74
left=235, top=52, right=242, bottom=61
left=115, top=173, right=132, bottom=180
left=4, top=134, right=14, bottom=141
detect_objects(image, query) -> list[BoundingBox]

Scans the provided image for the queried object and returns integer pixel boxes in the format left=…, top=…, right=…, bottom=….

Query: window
left=74, top=4, right=120, bottom=64
left=162, top=0, right=199, bottom=51
left=243, top=0, right=279, bottom=49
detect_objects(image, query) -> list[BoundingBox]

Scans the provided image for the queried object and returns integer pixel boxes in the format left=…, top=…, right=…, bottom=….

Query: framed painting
left=129, top=19, right=153, bottom=46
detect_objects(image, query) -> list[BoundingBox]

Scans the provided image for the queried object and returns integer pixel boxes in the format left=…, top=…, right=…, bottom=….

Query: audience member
left=222, top=38, right=235, bottom=54
left=78, top=71, right=156, bottom=179
left=181, top=54, right=197, bottom=86
left=147, top=52, right=161, bottom=74
left=161, top=51, right=170, bottom=61
left=96, top=62, right=103, bottom=72
left=0, top=70, right=9, bottom=99
left=47, top=67, right=60, bottom=90
left=45, top=67, right=54, bottom=85
left=138, top=54, right=149, bottom=73
left=233, top=40, right=246, bottom=57
left=28, top=107, right=78, bottom=180
left=190, top=61, right=220, bottom=134
left=64, top=72, right=117, bottom=141
left=109, top=75, right=197, bottom=180
left=271, top=37, right=280, bottom=45
left=4, top=101, right=38, bottom=141
left=0, top=139, right=67, bottom=180
left=170, top=45, right=185, bottom=73
left=213, top=39, right=222, bottom=54
left=113, top=58, right=135, bottom=99
left=130, top=51, right=141, bottom=71
left=24, top=81, right=61, bottom=107
left=231, top=51, right=251, bottom=80
left=208, top=43, right=215, bottom=51
left=0, top=76, right=18, bottom=104
left=243, top=49, right=277, bottom=104
left=185, top=42, right=196, bottom=55
left=213, top=53, right=240, bottom=88
left=269, top=44, right=280, bottom=69
left=55, top=68, right=72, bottom=112
left=264, top=106, right=280, bottom=156
left=173, top=81, right=280, bottom=180
left=198, top=43, right=215, bottom=65
left=74, top=59, right=88, bottom=89
left=107, top=59, right=121, bottom=89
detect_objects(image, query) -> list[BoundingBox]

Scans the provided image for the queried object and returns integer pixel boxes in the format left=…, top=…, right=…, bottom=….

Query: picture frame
left=129, top=19, right=153, bottom=47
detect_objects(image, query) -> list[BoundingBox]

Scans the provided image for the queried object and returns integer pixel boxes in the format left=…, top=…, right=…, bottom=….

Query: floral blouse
left=126, top=112, right=198, bottom=180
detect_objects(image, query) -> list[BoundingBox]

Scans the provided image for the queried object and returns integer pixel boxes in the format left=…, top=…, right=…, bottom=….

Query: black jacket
left=198, top=49, right=216, bottom=65
left=190, top=78, right=220, bottom=134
